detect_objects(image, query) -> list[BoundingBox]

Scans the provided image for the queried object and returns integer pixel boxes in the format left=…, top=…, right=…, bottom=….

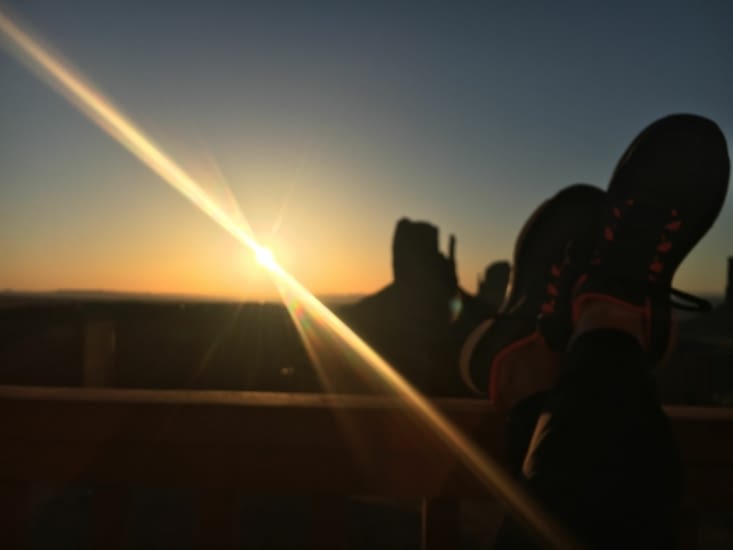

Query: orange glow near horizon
left=0, top=10, right=580, bottom=549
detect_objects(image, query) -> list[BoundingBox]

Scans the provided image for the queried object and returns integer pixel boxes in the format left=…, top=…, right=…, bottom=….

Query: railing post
left=83, top=321, right=116, bottom=387
left=421, top=497, right=460, bottom=550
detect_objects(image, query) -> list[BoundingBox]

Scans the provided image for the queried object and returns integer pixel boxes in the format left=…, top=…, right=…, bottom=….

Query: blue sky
left=1, top=1, right=731, bottom=298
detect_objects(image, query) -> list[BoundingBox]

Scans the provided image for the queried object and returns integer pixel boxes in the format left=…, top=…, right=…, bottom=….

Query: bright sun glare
left=254, top=245, right=277, bottom=270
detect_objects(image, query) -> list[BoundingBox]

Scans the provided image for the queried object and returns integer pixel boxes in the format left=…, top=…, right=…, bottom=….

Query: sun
left=254, top=244, right=277, bottom=271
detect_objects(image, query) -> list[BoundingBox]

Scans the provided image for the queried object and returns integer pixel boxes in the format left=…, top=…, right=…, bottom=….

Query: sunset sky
left=1, top=1, right=732, bottom=300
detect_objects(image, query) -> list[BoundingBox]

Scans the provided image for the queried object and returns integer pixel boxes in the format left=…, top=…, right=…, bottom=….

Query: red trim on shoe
left=488, top=330, right=544, bottom=406
left=572, top=292, right=646, bottom=325
left=572, top=292, right=652, bottom=351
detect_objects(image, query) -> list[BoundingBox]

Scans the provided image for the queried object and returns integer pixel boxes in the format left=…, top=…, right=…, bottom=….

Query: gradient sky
left=2, top=1, right=732, bottom=300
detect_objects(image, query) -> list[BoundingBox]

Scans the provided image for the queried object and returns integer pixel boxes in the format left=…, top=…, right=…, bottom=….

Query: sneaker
left=459, top=184, right=606, bottom=399
left=573, top=114, right=730, bottom=363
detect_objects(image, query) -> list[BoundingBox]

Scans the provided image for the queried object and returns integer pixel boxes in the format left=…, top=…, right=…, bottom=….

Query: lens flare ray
left=0, top=10, right=580, bottom=549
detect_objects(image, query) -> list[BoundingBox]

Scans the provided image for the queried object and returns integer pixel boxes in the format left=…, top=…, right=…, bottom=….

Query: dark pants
left=495, top=330, right=683, bottom=549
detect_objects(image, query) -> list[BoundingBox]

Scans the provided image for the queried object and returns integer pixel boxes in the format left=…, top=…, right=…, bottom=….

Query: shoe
left=573, top=114, right=730, bottom=363
left=459, top=184, right=606, bottom=399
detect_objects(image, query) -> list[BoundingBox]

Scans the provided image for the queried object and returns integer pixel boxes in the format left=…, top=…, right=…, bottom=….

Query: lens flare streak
left=0, top=9, right=259, bottom=253
left=0, top=10, right=580, bottom=549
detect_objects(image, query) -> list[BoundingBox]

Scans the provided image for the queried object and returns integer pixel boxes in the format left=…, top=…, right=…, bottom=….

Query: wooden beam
left=0, top=386, right=731, bottom=505
left=0, top=387, right=497, bottom=497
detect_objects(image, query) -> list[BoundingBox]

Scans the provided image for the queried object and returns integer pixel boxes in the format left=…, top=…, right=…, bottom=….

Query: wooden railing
left=1, top=386, right=732, bottom=549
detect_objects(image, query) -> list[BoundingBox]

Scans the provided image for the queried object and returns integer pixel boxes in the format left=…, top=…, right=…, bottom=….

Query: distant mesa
left=340, top=217, right=459, bottom=323
left=339, top=217, right=500, bottom=396
left=477, top=261, right=510, bottom=312
left=391, top=217, right=457, bottom=292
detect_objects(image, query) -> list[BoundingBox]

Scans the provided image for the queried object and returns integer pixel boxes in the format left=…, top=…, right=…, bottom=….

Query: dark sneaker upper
left=460, top=184, right=606, bottom=397
left=573, top=114, right=730, bottom=364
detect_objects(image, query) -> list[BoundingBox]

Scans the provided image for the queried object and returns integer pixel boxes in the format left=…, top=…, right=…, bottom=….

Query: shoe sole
left=607, top=114, right=729, bottom=282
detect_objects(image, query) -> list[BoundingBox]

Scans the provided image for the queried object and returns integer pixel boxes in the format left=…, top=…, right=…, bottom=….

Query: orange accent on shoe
left=657, top=241, right=672, bottom=253
left=665, top=220, right=682, bottom=231
left=573, top=274, right=588, bottom=291
left=572, top=292, right=652, bottom=352
left=572, top=292, right=646, bottom=326
left=649, top=261, right=664, bottom=273
left=488, top=331, right=544, bottom=407
left=550, top=264, right=562, bottom=277
left=547, top=283, right=558, bottom=296
left=604, top=227, right=614, bottom=241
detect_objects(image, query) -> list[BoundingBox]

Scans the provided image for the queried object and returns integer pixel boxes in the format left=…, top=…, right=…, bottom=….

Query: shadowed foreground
left=1, top=386, right=732, bottom=549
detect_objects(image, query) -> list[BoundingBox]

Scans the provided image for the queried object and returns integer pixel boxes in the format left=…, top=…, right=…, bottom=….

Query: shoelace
left=592, top=199, right=684, bottom=281
left=602, top=200, right=709, bottom=310
left=589, top=198, right=636, bottom=267
left=465, top=200, right=713, bottom=326
left=540, top=262, right=563, bottom=315
left=536, top=259, right=575, bottom=349
left=670, top=288, right=713, bottom=312
left=649, top=208, right=682, bottom=283
left=479, top=285, right=712, bottom=322
left=539, top=237, right=590, bottom=319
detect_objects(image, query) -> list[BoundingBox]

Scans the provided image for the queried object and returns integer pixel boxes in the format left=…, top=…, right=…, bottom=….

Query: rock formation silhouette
left=339, top=218, right=501, bottom=396
left=391, top=218, right=457, bottom=292
left=477, top=261, right=511, bottom=312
